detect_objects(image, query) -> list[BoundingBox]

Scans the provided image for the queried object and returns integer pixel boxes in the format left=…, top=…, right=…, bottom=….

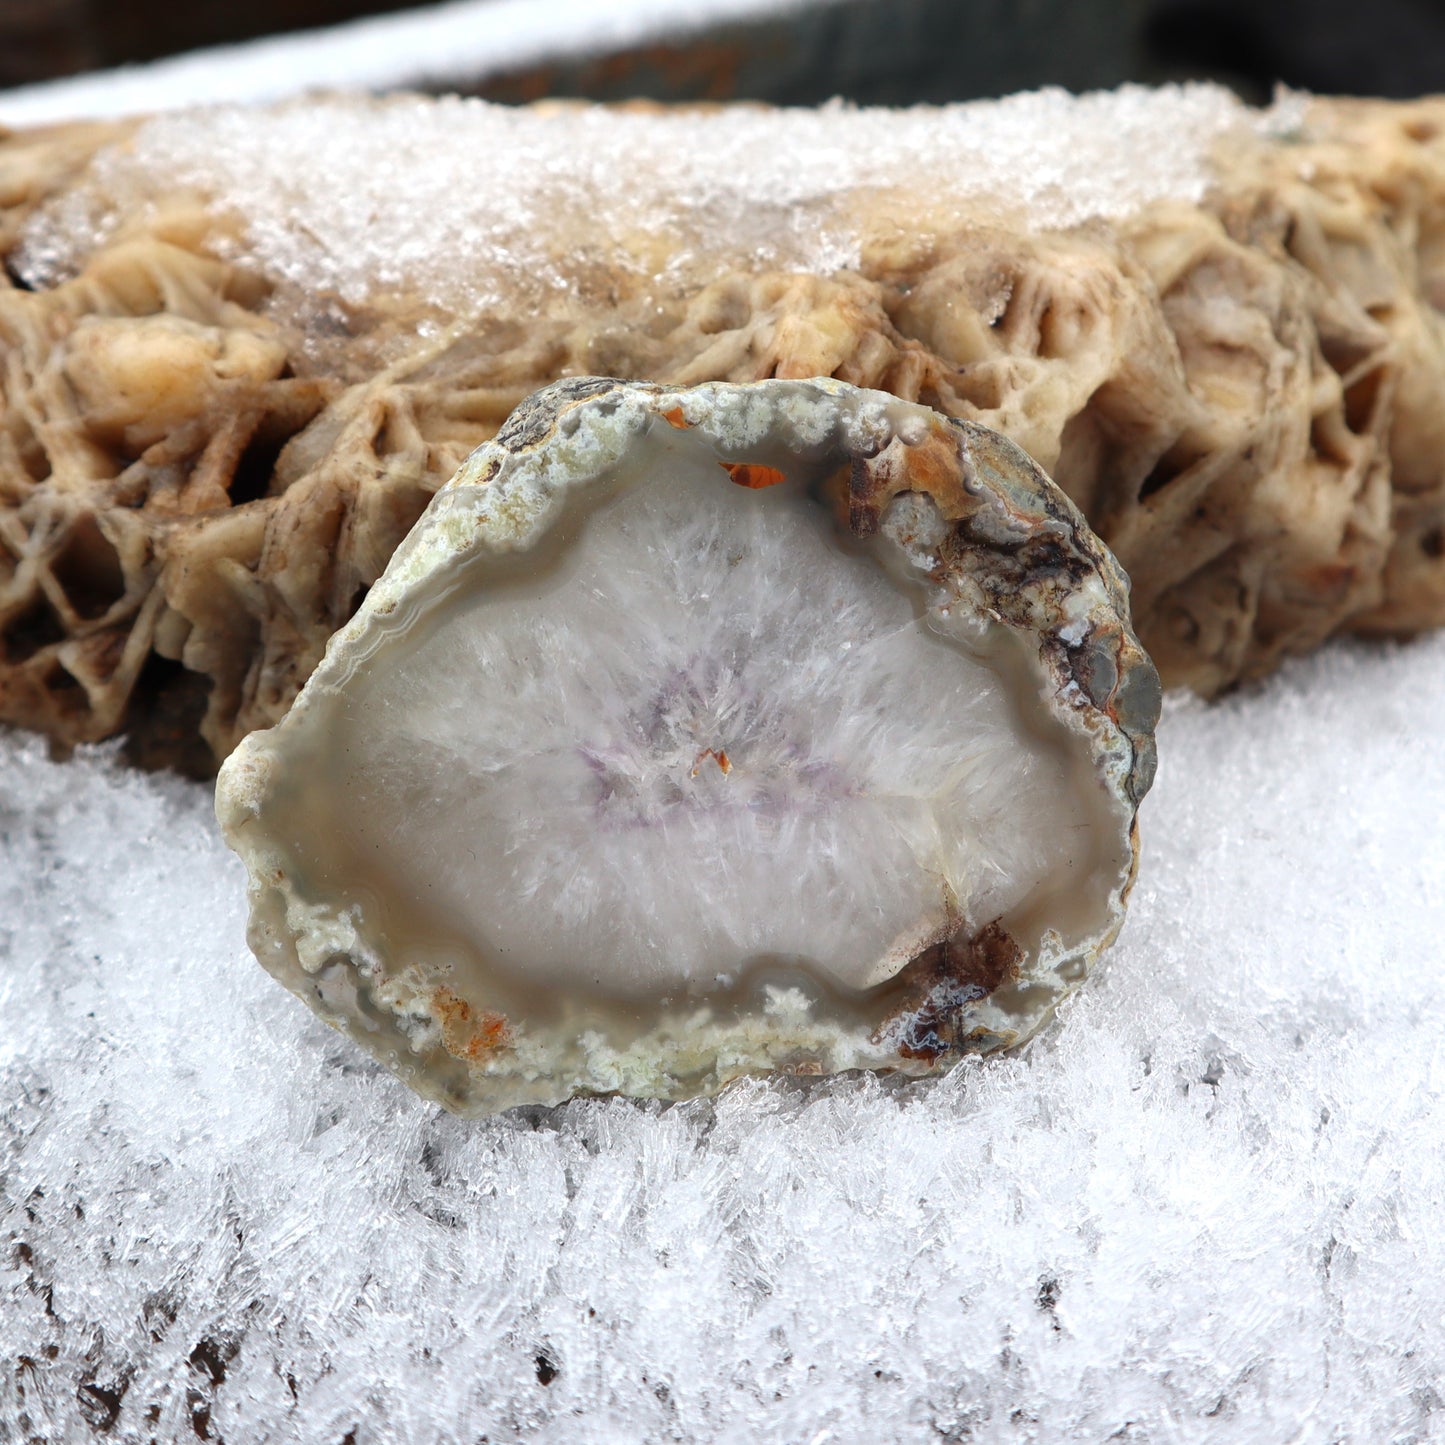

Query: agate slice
left=215, top=377, right=1160, bottom=1115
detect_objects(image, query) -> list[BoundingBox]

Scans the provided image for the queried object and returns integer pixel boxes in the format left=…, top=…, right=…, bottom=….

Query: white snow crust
left=3, top=632, right=1443, bottom=1441
left=0, top=0, right=851, bottom=128
left=14, top=86, right=1295, bottom=314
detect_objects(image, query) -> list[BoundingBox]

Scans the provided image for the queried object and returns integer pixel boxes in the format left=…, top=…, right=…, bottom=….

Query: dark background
left=0, top=0, right=1441, bottom=104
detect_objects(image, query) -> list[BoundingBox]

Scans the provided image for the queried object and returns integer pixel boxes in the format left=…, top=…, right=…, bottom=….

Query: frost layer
left=18, top=87, right=1268, bottom=304
left=216, top=378, right=1157, bottom=1113
left=3, top=633, right=1443, bottom=1443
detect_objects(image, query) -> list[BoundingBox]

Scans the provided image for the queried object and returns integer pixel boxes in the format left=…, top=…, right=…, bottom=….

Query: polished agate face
left=217, top=378, right=1159, bottom=1115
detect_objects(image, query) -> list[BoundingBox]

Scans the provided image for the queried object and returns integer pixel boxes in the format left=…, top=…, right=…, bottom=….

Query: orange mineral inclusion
left=721, top=461, right=786, bottom=489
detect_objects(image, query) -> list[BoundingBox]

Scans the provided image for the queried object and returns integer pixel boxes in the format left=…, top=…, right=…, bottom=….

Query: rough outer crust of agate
left=215, top=377, right=1160, bottom=1115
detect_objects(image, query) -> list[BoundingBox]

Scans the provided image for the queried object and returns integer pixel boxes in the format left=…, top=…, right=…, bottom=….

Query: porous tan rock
left=2, top=90, right=1444, bottom=771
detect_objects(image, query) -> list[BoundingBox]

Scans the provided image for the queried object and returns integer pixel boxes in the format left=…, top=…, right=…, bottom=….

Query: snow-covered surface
left=16, top=87, right=1299, bottom=315
left=0, top=0, right=852, bottom=129
left=3, top=631, right=1442, bottom=1441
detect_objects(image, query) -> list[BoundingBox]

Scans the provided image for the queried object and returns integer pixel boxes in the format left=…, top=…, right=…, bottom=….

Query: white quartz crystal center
left=322, top=452, right=1073, bottom=996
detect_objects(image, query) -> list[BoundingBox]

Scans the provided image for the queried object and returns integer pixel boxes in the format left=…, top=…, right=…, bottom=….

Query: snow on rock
left=2, top=629, right=1443, bottom=1441
left=16, top=86, right=1291, bottom=315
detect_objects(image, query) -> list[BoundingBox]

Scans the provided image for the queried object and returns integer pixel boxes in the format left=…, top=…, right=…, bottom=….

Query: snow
left=3, top=630, right=1443, bottom=1441
left=0, top=0, right=853, bottom=129
left=16, top=86, right=1287, bottom=315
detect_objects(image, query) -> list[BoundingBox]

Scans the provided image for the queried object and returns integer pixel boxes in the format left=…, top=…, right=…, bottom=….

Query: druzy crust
left=263, top=453, right=1086, bottom=1002
left=217, top=378, right=1159, bottom=1114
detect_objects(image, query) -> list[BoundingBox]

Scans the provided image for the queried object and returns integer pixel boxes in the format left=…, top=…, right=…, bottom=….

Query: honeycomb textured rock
left=1, top=91, right=1443, bottom=771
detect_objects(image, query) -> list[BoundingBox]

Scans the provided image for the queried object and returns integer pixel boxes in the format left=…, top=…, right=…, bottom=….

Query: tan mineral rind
left=2, top=92, right=1445, bottom=770
left=216, top=377, right=1159, bottom=1114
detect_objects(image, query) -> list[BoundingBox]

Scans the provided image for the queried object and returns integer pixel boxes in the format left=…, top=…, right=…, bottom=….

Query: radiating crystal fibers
left=216, top=377, right=1158, bottom=1113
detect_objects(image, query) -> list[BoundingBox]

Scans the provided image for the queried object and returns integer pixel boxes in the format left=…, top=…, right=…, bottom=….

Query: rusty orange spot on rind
left=722, top=461, right=786, bottom=489
left=433, top=984, right=512, bottom=1063
left=662, top=406, right=690, bottom=429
